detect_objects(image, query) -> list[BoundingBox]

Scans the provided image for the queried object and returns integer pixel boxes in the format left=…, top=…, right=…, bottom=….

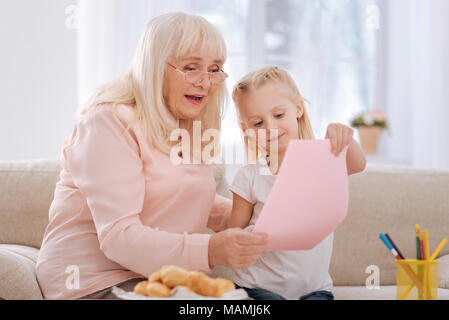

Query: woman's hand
left=325, top=123, right=354, bottom=156
left=208, top=228, right=270, bottom=270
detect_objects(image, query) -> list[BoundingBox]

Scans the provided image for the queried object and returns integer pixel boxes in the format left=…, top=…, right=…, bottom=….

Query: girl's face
left=163, top=49, right=224, bottom=120
left=238, top=82, right=303, bottom=155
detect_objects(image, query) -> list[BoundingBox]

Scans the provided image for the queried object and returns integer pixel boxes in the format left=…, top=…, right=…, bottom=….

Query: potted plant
left=350, top=109, right=388, bottom=155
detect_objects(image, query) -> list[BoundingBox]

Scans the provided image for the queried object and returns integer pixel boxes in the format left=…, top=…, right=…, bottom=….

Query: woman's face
left=163, top=50, right=224, bottom=120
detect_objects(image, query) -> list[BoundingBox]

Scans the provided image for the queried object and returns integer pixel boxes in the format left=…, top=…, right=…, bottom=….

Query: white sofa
left=1, top=159, right=448, bottom=300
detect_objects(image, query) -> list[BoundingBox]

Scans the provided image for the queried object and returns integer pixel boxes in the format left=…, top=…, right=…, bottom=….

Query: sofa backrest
left=330, top=164, right=449, bottom=286
left=0, top=158, right=229, bottom=250
left=0, top=159, right=61, bottom=249
left=1, top=159, right=448, bottom=286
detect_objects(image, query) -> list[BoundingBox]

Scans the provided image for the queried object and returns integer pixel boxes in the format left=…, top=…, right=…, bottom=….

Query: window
left=190, top=0, right=380, bottom=172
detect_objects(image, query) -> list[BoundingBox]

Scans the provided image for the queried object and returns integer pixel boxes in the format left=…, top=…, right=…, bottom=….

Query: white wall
left=0, top=0, right=78, bottom=161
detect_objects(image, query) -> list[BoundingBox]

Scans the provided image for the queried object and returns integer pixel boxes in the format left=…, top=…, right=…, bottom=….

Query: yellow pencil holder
left=396, top=259, right=439, bottom=300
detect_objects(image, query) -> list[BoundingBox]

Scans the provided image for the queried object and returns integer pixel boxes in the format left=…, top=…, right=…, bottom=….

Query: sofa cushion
left=0, top=244, right=43, bottom=299
left=333, top=285, right=449, bottom=300
left=438, top=254, right=449, bottom=289
left=0, top=159, right=60, bottom=249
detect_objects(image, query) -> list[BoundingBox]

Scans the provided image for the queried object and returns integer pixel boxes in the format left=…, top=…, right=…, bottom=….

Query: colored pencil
left=419, top=233, right=425, bottom=260
left=415, top=224, right=421, bottom=260
left=385, top=233, right=405, bottom=259
left=429, top=238, right=447, bottom=261
left=424, top=230, right=430, bottom=260
left=423, top=230, right=432, bottom=299
left=415, top=225, right=423, bottom=299
left=379, top=233, right=400, bottom=259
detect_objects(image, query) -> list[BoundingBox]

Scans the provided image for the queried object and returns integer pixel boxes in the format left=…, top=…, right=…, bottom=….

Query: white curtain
left=384, top=0, right=449, bottom=170
left=77, top=0, right=195, bottom=109
left=409, top=0, right=449, bottom=170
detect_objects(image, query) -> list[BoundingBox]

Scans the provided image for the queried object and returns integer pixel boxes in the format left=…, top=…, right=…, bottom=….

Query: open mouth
left=185, top=95, right=204, bottom=105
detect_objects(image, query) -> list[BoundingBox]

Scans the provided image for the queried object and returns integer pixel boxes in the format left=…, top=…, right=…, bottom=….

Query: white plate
left=112, top=286, right=249, bottom=300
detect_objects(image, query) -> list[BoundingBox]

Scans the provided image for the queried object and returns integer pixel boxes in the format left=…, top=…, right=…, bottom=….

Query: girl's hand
left=325, top=123, right=354, bottom=156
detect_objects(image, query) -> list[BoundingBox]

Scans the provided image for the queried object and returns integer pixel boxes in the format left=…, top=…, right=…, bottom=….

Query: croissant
left=145, top=282, right=171, bottom=297
left=160, top=265, right=190, bottom=288
left=133, top=265, right=236, bottom=298
left=133, top=280, right=149, bottom=296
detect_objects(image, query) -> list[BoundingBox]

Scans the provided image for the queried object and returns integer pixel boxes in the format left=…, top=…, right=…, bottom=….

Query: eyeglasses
left=167, top=62, right=228, bottom=85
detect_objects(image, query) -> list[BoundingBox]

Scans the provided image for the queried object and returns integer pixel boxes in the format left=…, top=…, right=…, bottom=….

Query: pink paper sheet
left=252, top=139, right=349, bottom=251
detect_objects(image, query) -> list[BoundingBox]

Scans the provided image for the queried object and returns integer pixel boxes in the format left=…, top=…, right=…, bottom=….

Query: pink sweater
left=36, top=104, right=232, bottom=299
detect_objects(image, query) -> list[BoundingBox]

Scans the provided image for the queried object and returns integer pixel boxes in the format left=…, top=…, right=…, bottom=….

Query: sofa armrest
left=0, top=244, right=43, bottom=299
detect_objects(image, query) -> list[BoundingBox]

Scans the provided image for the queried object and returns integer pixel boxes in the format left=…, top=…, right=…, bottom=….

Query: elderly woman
left=36, top=12, right=270, bottom=300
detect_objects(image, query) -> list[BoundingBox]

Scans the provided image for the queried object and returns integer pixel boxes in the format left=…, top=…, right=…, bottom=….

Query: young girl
left=229, top=66, right=366, bottom=300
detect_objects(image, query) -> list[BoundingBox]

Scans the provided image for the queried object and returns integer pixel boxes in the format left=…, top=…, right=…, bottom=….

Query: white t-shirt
left=229, top=161, right=334, bottom=300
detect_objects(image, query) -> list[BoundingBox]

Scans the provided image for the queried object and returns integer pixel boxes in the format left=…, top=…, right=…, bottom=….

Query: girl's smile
left=268, top=132, right=286, bottom=142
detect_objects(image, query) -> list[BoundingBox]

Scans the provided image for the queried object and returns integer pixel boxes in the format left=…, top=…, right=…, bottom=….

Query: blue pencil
left=379, top=233, right=401, bottom=259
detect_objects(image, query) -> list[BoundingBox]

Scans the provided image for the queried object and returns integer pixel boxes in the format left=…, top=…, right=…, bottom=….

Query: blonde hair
left=80, top=12, right=228, bottom=155
left=232, top=66, right=315, bottom=160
